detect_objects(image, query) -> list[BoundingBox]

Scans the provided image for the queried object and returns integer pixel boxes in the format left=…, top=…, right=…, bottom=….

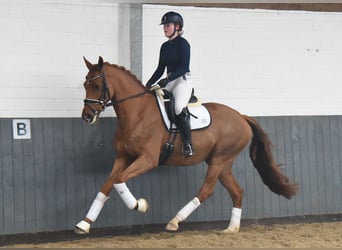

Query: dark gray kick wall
left=0, top=116, right=341, bottom=235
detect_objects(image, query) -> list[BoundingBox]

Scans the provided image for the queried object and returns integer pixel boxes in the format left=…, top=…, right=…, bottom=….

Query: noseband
left=83, top=72, right=149, bottom=116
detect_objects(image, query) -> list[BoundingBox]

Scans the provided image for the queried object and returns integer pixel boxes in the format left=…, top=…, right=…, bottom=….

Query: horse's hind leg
left=218, top=163, right=244, bottom=233
left=165, top=160, right=228, bottom=232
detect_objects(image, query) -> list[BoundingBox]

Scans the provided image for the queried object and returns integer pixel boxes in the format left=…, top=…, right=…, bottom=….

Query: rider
left=146, top=11, right=194, bottom=158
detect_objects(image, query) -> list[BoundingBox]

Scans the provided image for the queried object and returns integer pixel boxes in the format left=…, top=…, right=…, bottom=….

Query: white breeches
left=165, top=73, right=193, bottom=115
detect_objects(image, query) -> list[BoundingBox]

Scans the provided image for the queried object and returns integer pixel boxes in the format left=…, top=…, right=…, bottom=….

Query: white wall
left=143, top=5, right=342, bottom=116
left=0, top=0, right=122, bottom=118
left=2, top=3, right=342, bottom=118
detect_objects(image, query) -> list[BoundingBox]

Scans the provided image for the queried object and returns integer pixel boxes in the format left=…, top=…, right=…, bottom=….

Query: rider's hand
left=155, top=88, right=165, bottom=98
left=146, top=82, right=164, bottom=98
left=148, top=83, right=161, bottom=91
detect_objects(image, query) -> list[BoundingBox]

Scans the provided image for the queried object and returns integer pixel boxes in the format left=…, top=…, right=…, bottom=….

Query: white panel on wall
left=142, top=5, right=342, bottom=116
left=0, top=0, right=120, bottom=118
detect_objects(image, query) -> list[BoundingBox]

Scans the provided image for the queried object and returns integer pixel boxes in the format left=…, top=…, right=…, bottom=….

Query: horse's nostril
left=83, top=114, right=93, bottom=123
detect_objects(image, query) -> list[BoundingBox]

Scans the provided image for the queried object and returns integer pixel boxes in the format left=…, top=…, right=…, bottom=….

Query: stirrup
left=182, top=143, right=194, bottom=157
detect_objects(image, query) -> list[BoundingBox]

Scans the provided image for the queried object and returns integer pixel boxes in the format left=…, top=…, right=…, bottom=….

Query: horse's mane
left=104, top=62, right=145, bottom=88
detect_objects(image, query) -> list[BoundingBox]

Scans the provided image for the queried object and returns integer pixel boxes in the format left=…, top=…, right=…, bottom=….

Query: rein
left=110, top=90, right=149, bottom=106
left=84, top=72, right=149, bottom=115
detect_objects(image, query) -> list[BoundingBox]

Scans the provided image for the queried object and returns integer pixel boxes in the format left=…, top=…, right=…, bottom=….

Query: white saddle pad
left=155, top=93, right=211, bottom=131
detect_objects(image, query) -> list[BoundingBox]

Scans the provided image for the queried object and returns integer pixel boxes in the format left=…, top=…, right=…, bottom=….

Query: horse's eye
left=92, top=83, right=100, bottom=90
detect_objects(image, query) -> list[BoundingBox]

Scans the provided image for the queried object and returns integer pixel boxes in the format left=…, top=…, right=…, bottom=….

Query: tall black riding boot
left=176, top=109, right=195, bottom=157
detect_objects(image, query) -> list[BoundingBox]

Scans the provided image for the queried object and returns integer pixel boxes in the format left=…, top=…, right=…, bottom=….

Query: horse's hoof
left=222, top=226, right=240, bottom=234
left=137, top=198, right=149, bottom=213
left=74, top=220, right=90, bottom=234
left=165, top=222, right=179, bottom=232
left=74, top=227, right=88, bottom=234
left=165, top=216, right=180, bottom=232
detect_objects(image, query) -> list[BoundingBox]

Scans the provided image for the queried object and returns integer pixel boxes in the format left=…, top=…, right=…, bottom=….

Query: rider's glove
left=146, top=82, right=165, bottom=98
left=148, top=82, right=161, bottom=91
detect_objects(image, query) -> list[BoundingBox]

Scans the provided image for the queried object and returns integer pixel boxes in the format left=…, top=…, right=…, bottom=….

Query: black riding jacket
left=147, top=36, right=190, bottom=85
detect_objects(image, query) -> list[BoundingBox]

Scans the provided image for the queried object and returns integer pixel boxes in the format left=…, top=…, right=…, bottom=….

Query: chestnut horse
left=75, top=56, right=298, bottom=234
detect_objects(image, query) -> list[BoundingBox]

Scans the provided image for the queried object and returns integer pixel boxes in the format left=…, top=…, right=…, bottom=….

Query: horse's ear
left=98, top=56, right=104, bottom=70
left=83, top=56, right=93, bottom=70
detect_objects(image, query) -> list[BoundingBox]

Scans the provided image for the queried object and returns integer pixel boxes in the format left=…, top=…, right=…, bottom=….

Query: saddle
left=162, top=88, right=196, bottom=124
left=154, top=88, right=211, bottom=165
left=156, top=88, right=211, bottom=132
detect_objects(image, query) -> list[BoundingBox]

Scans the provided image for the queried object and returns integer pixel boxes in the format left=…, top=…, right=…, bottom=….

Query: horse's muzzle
left=82, top=110, right=98, bottom=124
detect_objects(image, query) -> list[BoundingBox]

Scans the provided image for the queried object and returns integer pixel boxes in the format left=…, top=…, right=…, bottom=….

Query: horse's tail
left=243, top=115, right=299, bottom=199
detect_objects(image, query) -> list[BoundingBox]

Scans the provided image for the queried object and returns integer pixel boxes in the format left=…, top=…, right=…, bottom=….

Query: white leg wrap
left=113, top=182, right=137, bottom=210
left=176, top=197, right=201, bottom=221
left=227, top=207, right=242, bottom=232
left=85, top=192, right=109, bottom=222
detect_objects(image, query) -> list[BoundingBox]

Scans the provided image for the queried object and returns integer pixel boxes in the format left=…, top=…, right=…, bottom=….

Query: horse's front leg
left=74, top=157, right=127, bottom=234
left=74, top=154, right=156, bottom=234
left=113, top=154, right=157, bottom=211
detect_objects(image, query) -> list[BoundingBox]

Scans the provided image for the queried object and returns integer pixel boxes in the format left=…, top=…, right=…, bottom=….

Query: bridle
left=83, top=72, right=149, bottom=116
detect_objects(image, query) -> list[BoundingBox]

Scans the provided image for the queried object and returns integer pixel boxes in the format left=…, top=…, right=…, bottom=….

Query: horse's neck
left=113, top=95, right=153, bottom=134
left=107, top=69, right=151, bottom=127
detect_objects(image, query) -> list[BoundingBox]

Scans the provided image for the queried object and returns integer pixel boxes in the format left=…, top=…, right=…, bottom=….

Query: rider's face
left=163, top=23, right=178, bottom=39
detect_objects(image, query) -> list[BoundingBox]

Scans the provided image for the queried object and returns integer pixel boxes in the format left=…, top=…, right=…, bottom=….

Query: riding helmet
left=160, top=11, right=183, bottom=30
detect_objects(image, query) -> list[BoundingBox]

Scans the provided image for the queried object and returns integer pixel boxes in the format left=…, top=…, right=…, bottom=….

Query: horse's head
left=82, top=56, right=111, bottom=124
